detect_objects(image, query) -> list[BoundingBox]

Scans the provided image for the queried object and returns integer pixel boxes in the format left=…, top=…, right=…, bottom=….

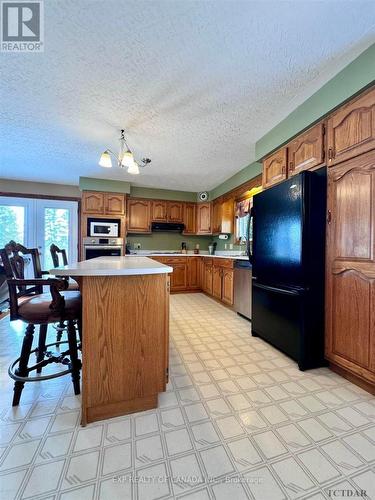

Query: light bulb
left=127, top=161, right=140, bottom=175
left=99, top=150, right=112, bottom=168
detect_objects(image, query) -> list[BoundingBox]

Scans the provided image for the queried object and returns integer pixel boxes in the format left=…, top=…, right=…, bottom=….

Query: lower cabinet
left=151, top=255, right=234, bottom=306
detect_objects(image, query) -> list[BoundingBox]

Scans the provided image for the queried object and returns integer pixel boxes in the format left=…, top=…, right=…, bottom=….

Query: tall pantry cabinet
left=325, top=86, right=375, bottom=392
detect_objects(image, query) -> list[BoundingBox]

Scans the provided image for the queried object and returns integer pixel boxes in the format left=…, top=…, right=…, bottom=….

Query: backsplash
left=126, top=233, right=213, bottom=251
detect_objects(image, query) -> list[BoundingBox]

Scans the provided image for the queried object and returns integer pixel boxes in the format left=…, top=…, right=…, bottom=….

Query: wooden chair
left=50, top=244, right=79, bottom=341
left=0, top=241, right=82, bottom=406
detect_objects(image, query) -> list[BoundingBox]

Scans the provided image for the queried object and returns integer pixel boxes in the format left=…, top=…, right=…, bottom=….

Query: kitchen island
left=50, top=256, right=172, bottom=425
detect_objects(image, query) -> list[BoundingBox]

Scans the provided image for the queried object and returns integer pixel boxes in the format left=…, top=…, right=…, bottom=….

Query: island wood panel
left=81, top=274, right=169, bottom=424
left=325, top=150, right=375, bottom=389
left=327, top=86, right=375, bottom=166
left=288, top=122, right=325, bottom=176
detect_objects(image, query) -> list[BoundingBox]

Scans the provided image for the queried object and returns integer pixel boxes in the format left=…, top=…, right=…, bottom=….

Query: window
left=235, top=212, right=250, bottom=244
left=234, top=186, right=262, bottom=244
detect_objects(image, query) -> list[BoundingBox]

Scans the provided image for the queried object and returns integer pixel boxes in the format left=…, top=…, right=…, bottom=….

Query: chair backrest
left=0, top=241, right=45, bottom=319
left=50, top=244, right=68, bottom=268
left=0, top=241, right=44, bottom=279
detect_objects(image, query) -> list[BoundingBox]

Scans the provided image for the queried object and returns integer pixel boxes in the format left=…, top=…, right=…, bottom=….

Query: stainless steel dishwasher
left=234, top=259, right=252, bottom=320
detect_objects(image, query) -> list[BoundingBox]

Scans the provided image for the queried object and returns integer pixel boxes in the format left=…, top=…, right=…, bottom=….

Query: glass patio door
left=0, top=196, right=78, bottom=271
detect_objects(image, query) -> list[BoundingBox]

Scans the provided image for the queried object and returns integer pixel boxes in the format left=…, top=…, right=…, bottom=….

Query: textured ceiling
left=1, top=1, right=374, bottom=191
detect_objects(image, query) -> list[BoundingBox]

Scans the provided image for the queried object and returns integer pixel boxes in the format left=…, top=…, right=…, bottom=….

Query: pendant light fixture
left=98, top=130, right=151, bottom=175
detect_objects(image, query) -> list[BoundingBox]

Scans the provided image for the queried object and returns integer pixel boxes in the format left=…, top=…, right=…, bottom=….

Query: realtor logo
left=1, top=1, right=44, bottom=52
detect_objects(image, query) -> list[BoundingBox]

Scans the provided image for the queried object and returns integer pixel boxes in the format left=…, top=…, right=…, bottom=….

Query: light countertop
left=49, top=256, right=173, bottom=277
left=129, top=252, right=249, bottom=261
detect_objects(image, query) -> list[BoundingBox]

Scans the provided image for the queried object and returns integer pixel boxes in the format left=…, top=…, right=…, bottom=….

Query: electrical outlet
left=135, top=243, right=141, bottom=250
left=229, top=243, right=233, bottom=250
left=224, top=243, right=228, bottom=250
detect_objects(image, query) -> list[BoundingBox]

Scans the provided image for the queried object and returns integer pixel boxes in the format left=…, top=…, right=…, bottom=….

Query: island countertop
left=49, top=256, right=173, bottom=276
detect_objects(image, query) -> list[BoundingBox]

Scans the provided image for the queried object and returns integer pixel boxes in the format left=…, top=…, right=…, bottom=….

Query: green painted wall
left=130, top=186, right=197, bottom=201
left=127, top=233, right=212, bottom=251
left=209, top=161, right=262, bottom=200
left=79, top=177, right=131, bottom=193
left=256, top=43, right=375, bottom=159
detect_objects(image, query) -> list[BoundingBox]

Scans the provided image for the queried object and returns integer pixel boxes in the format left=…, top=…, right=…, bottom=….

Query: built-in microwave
left=88, top=218, right=120, bottom=238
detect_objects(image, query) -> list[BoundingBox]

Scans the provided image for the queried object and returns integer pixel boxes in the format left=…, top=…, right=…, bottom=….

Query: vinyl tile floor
left=0, top=293, right=374, bottom=500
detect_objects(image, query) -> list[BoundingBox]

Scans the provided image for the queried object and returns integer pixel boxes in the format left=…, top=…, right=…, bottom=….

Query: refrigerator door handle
left=253, top=281, right=303, bottom=296
left=247, top=207, right=254, bottom=264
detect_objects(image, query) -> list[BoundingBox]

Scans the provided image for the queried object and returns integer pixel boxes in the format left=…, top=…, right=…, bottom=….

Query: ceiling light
left=127, top=161, right=140, bottom=175
left=99, top=150, right=112, bottom=168
left=98, top=129, right=151, bottom=175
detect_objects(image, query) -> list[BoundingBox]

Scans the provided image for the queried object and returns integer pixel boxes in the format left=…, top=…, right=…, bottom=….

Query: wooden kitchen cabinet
left=183, top=203, right=196, bottom=234
left=167, top=202, right=183, bottom=222
left=187, top=257, right=199, bottom=289
left=127, top=198, right=151, bottom=233
left=212, top=265, right=222, bottom=299
left=104, top=193, right=125, bottom=215
left=288, top=122, right=325, bottom=176
left=325, top=150, right=375, bottom=390
left=327, top=87, right=375, bottom=167
left=221, top=198, right=234, bottom=234
left=82, top=191, right=105, bottom=214
left=165, top=259, right=187, bottom=291
left=212, top=199, right=222, bottom=234
left=222, top=269, right=234, bottom=305
left=262, top=148, right=287, bottom=188
left=82, top=191, right=125, bottom=216
left=196, top=203, right=212, bottom=234
left=152, top=200, right=167, bottom=221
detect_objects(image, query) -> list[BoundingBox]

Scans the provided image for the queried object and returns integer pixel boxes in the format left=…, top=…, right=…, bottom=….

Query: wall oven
left=88, top=218, right=120, bottom=238
left=83, top=237, right=124, bottom=260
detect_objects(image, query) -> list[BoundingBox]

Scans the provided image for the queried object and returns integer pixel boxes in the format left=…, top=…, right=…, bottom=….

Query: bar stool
left=0, top=242, right=82, bottom=406
left=50, top=244, right=79, bottom=341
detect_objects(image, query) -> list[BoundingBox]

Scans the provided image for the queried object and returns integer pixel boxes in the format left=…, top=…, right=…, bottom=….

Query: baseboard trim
left=329, top=363, right=375, bottom=395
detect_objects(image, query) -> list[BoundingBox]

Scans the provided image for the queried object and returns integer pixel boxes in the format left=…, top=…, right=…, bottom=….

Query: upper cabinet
left=105, top=193, right=125, bottom=215
left=82, top=191, right=125, bottom=215
left=262, top=148, right=288, bottom=188
left=212, top=199, right=223, bottom=234
left=127, top=199, right=151, bottom=233
left=288, top=122, right=324, bottom=176
left=167, top=202, right=183, bottom=222
left=196, top=202, right=212, bottom=234
left=183, top=203, right=196, bottom=234
left=152, top=200, right=167, bottom=221
left=82, top=191, right=104, bottom=214
left=212, top=198, right=234, bottom=234
left=327, top=87, right=375, bottom=167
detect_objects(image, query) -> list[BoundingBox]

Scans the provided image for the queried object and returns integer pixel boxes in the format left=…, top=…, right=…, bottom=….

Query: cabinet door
left=152, top=201, right=167, bottom=221
left=221, top=198, right=234, bottom=234
left=326, top=151, right=375, bottom=384
left=288, top=122, right=324, bottom=176
left=196, top=203, right=212, bottom=234
left=168, top=262, right=187, bottom=291
left=167, top=202, right=183, bottom=222
left=187, top=257, right=199, bottom=289
left=183, top=203, right=196, bottom=234
left=212, top=266, right=222, bottom=299
left=222, top=269, right=234, bottom=305
left=127, top=199, right=151, bottom=233
left=82, top=191, right=104, bottom=214
left=212, top=199, right=222, bottom=234
left=327, top=87, right=375, bottom=166
left=204, top=264, right=213, bottom=295
left=262, top=148, right=287, bottom=188
left=104, top=193, right=125, bottom=215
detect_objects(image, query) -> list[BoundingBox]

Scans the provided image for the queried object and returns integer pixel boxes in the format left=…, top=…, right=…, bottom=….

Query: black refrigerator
left=250, top=169, right=326, bottom=370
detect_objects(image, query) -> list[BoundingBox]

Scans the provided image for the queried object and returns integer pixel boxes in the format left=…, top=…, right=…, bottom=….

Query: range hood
left=151, top=222, right=185, bottom=233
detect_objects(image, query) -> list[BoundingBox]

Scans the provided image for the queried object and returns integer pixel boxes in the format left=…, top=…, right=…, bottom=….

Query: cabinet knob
left=289, top=161, right=294, bottom=171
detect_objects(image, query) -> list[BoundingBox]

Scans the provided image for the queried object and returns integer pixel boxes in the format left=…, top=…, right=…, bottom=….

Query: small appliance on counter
left=194, top=244, right=200, bottom=254
left=208, top=242, right=217, bottom=255
left=83, top=237, right=124, bottom=260
left=88, top=218, right=120, bottom=238
left=181, top=242, right=187, bottom=254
